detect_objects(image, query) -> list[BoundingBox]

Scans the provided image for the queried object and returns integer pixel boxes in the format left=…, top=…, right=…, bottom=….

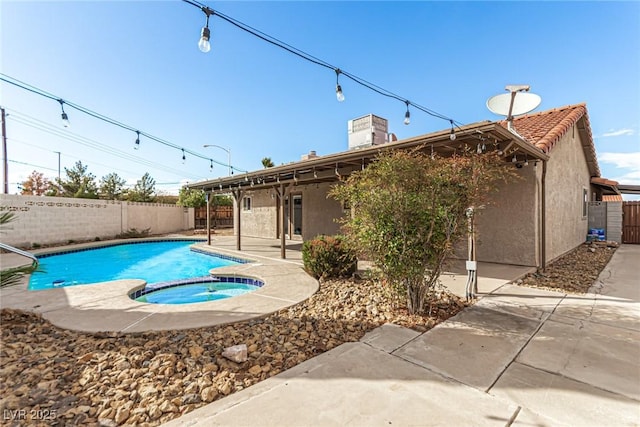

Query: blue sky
left=1, top=1, right=639, bottom=198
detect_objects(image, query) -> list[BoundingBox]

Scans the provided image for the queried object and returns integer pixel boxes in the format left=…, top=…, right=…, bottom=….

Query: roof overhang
left=591, top=177, right=621, bottom=195
left=618, top=184, right=640, bottom=195
left=188, top=121, right=549, bottom=194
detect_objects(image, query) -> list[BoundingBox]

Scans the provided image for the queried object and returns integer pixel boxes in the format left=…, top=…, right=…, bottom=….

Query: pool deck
left=0, top=236, right=318, bottom=333
left=0, top=234, right=533, bottom=333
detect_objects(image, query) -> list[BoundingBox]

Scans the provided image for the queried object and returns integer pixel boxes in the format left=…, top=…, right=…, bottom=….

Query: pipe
left=541, top=159, right=547, bottom=271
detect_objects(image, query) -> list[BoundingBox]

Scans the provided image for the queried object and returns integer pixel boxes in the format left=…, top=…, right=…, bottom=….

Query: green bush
left=302, top=235, right=357, bottom=280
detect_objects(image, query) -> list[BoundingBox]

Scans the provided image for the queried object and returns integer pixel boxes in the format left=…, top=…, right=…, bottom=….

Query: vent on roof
left=348, top=114, right=388, bottom=150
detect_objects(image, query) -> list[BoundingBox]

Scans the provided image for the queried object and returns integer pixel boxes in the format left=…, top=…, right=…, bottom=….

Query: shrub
left=302, top=235, right=357, bottom=280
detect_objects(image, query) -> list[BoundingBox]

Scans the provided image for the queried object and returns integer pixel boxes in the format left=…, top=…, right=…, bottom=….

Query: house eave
left=188, top=121, right=549, bottom=194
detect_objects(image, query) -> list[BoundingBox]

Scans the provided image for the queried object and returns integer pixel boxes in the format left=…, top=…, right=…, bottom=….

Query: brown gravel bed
left=517, top=241, right=617, bottom=294
left=0, top=277, right=466, bottom=426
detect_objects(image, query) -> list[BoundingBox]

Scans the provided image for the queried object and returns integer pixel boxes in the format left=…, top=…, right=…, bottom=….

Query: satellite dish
left=487, top=92, right=541, bottom=117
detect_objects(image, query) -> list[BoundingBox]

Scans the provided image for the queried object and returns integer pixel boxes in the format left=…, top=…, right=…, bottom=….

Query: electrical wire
left=182, top=0, right=462, bottom=126
left=0, top=74, right=248, bottom=173
left=6, top=109, right=208, bottom=180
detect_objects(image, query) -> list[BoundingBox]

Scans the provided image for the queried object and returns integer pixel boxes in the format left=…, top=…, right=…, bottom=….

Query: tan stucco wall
left=469, top=164, right=540, bottom=266
left=0, top=194, right=193, bottom=248
left=299, top=182, right=344, bottom=240
left=544, top=124, right=592, bottom=262
left=237, top=190, right=278, bottom=238
left=236, top=183, right=345, bottom=240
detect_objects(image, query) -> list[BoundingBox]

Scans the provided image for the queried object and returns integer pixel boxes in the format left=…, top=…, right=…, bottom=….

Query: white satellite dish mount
left=487, top=85, right=541, bottom=132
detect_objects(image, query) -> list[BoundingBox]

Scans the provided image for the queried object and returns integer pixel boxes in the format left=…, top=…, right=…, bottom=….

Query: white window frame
left=242, top=196, right=252, bottom=212
left=582, top=188, right=588, bottom=219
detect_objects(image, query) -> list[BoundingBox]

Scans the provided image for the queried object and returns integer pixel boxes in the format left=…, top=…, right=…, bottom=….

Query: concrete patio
left=165, top=244, right=640, bottom=426
left=0, top=234, right=530, bottom=333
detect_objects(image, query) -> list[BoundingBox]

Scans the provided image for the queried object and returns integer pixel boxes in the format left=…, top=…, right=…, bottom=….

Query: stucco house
left=189, top=103, right=620, bottom=269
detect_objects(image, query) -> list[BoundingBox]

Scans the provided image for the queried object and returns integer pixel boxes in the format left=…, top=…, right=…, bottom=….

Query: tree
left=155, top=191, right=179, bottom=204
left=177, top=187, right=206, bottom=207
left=177, top=188, right=233, bottom=207
left=99, top=172, right=127, bottom=200
left=261, top=157, right=275, bottom=168
left=127, top=172, right=156, bottom=202
left=20, top=171, right=51, bottom=195
left=56, top=161, right=98, bottom=199
left=330, top=149, right=514, bottom=314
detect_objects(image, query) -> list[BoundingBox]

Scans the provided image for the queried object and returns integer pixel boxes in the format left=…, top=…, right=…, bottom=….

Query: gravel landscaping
left=0, top=242, right=617, bottom=426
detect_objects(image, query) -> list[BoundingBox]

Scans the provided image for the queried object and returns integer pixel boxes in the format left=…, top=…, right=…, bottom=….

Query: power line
left=182, top=0, right=460, bottom=127
left=0, top=75, right=248, bottom=173
left=5, top=109, right=209, bottom=180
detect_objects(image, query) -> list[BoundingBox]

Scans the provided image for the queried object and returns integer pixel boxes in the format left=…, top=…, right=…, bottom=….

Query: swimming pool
left=28, top=240, right=244, bottom=290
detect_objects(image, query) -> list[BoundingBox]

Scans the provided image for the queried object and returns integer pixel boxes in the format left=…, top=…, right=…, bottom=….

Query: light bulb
left=61, top=112, right=70, bottom=128
left=134, top=132, right=140, bottom=150
left=512, top=154, right=517, bottom=163
left=336, top=84, right=345, bottom=102
left=404, top=110, right=410, bottom=125
left=182, top=149, right=186, bottom=164
left=198, top=27, right=211, bottom=53
left=450, top=130, right=456, bottom=141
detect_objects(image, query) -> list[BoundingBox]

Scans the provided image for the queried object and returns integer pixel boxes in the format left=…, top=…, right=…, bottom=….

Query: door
left=622, top=201, right=640, bottom=244
left=292, top=195, right=302, bottom=238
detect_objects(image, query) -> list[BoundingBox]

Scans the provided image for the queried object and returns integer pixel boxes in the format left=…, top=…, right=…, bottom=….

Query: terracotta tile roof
left=602, top=195, right=623, bottom=202
left=499, top=103, right=600, bottom=176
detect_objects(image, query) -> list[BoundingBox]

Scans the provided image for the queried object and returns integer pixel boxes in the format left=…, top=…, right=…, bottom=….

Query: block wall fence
left=0, top=194, right=195, bottom=248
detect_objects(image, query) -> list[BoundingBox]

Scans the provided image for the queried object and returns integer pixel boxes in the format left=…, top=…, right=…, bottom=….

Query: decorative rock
left=159, top=399, right=179, bottom=413
left=148, top=404, right=162, bottom=420
left=248, top=365, right=262, bottom=375
left=98, top=417, right=117, bottom=427
left=114, top=407, right=129, bottom=424
left=200, top=386, right=218, bottom=403
left=222, top=344, right=247, bottom=363
left=188, top=345, right=204, bottom=359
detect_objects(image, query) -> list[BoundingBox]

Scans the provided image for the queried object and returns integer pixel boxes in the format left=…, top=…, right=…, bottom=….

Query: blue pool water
left=28, top=240, right=240, bottom=290
left=136, top=281, right=260, bottom=304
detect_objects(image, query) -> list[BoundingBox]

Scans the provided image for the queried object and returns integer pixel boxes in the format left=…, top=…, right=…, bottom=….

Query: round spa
left=131, top=276, right=264, bottom=305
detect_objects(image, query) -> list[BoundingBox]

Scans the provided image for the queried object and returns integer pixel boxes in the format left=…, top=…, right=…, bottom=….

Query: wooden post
left=275, top=184, right=290, bottom=259
left=232, top=188, right=243, bottom=251
left=206, top=192, right=211, bottom=246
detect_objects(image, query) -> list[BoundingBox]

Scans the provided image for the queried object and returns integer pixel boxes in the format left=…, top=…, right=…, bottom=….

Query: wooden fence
left=622, top=201, right=640, bottom=244
left=194, top=206, right=233, bottom=229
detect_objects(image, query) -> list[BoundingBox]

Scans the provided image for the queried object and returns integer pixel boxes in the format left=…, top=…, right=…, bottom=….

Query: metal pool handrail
left=0, top=242, right=39, bottom=268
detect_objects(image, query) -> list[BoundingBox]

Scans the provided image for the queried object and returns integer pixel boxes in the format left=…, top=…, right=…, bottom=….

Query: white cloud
left=598, top=152, right=640, bottom=170
left=599, top=128, right=635, bottom=138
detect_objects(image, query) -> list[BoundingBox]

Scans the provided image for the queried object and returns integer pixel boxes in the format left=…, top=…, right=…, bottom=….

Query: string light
left=512, top=153, right=518, bottom=163
left=134, top=130, right=140, bottom=150
left=198, top=7, right=213, bottom=53
left=182, top=148, right=186, bottom=164
left=524, top=155, right=529, bottom=167
left=449, top=120, right=456, bottom=141
left=0, top=74, right=247, bottom=174
left=209, top=159, right=213, bottom=171
left=403, top=101, right=411, bottom=125
left=58, top=99, right=70, bottom=128
left=335, top=69, right=345, bottom=102
left=181, top=0, right=463, bottom=132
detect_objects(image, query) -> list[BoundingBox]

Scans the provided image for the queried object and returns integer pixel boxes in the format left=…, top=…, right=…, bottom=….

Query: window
left=582, top=188, right=588, bottom=218
left=242, top=196, right=252, bottom=212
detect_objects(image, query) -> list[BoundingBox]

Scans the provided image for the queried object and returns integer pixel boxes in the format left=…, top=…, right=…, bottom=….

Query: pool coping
left=0, top=238, right=318, bottom=333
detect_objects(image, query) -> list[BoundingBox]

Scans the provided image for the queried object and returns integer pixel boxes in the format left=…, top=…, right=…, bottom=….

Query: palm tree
left=0, top=213, right=39, bottom=288
left=261, top=157, right=275, bottom=168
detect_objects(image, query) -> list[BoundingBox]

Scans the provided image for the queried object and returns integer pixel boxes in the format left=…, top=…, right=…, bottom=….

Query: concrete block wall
left=606, top=201, right=622, bottom=243
left=0, top=194, right=193, bottom=248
